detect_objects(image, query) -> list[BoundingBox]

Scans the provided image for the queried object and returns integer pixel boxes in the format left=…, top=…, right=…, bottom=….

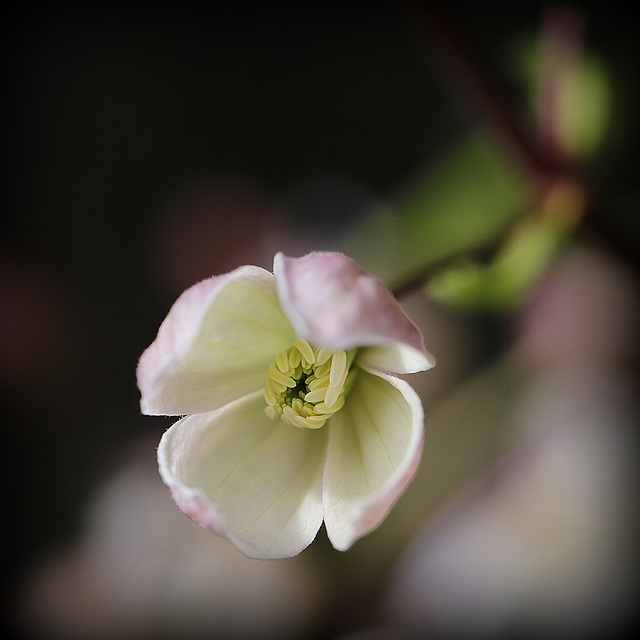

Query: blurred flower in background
left=17, top=438, right=324, bottom=640
left=386, top=249, right=639, bottom=639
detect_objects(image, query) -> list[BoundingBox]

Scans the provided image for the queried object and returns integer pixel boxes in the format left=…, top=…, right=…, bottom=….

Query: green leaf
left=387, top=131, right=531, bottom=284
left=425, top=216, right=569, bottom=312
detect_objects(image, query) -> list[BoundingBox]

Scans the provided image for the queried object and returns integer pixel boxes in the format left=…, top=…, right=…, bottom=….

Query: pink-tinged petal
left=157, top=390, right=327, bottom=559
left=137, top=265, right=295, bottom=416
left=274, top=252, right=433, bottom=373
left=322, top=368, right=424, bottom=551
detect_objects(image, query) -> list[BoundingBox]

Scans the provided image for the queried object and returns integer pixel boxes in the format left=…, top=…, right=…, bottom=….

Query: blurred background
left=2, top=2, right=638, bottom=639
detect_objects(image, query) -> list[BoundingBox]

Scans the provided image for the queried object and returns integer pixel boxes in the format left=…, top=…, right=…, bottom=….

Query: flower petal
left=137, top=265, right=295, bottom=416
left=157, top=390, right=327, bottom=559
left=274, top=252, right=433, bottom=373
left=356, top=343, right=436, bottom=375
left=322, top=368, right=424, bottom=551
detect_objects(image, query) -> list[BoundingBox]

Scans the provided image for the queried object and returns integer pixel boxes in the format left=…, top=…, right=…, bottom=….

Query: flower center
left=264, top=338, right=357, bottom=429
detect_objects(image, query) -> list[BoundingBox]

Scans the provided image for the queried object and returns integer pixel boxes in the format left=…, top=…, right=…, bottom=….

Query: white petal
left=322, top=368, right=424, bottom=551
left=357, top=343, right=436, bottom=375
left=274, top=252, right=432, bottom=372
left=137, top=265, right=295, bottom=416
left=157, top=390, right=327, bottom=559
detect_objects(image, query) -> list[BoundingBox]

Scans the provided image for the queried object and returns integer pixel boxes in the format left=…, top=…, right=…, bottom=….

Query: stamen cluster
left=264, top=338, right=356, bottom=429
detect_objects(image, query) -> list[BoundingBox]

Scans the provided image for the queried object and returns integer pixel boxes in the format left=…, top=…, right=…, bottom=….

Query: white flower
left=137, top=252, right=434, bottom=559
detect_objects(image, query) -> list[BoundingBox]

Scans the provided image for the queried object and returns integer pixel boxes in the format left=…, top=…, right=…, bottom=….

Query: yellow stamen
left=308, top=373, right=330, bottom=390
left=314, top=394, right=346, bottom=414
left=293, top=338, right=315, bottom=365
left=268, top=364, right=296, bottom=388
left=288, top=347, right=301, bottom=369
left=276, top=351, right=290, bottom=373
left=315, top=346, right=333, bottom=366
left=264, top=381, right=277, bottom=406
left=304, top=388, right=327, bottom=403
left=331, top=349, right=347, bottom=380
left=264, top=341, right=356, bottom=429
